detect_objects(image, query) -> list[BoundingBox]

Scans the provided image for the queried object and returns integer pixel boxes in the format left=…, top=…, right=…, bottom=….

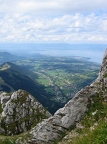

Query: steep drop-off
left=0, top=62, right=64, bottom=114
left=28, top=49, right=107, bottom=144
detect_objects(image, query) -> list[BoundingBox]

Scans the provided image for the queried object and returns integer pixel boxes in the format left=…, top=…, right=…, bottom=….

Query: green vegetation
left=37, top=76, right=50, bottom=86
left=0, top=131, right=32, bottom=144
left=0, top=104, right=3, bottom=114
left=70, top=122, right=107, bottom=144
left=104, top=73, right=107, bottom=78
left=15, top=55, right=99, bottom=106
left=58, top=92, right=107, bottom=144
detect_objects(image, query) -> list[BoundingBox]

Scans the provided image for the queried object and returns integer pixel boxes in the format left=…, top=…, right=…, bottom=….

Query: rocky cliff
left=29, top=86, right=98, bottom=144
left=28, top=49, right=107, bottom=144
left=0, top=89, right=51, bottom=135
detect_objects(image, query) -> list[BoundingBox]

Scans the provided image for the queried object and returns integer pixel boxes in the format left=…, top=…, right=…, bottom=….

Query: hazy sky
left=0, top=0, right=107, bottom=43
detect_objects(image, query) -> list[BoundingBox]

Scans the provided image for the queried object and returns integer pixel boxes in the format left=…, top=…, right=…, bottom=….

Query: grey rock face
left=0, top=89, right=51, bottom=135
left=29, top=86, right=98, bottom=144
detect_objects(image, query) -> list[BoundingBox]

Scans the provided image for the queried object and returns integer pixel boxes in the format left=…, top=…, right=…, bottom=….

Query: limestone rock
left=0, top=89, right=51, bottom=135
left=29, top=86, right=98, bottom=144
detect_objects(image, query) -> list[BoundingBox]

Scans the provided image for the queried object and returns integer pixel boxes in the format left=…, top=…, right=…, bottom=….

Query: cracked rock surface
left=0, top=89, right=51, bottom=135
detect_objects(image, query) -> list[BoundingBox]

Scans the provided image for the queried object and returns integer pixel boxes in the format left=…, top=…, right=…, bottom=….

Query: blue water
left=0, top=43, right=107, bottom=63
left=38, top=48, right=106, bottom=63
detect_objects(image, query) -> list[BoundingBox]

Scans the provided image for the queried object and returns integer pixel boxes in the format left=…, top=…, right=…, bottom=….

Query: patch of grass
left=62, top=89, right=71, bottom=95
left=70, top=121, right=107, bottom=144
left=46, top=87, right=55, bottom=94
left=104, top=73, right=107, bottom=78
left=37, top=77, right=50, bottom=86
left=0, top=131, right=32, bottom=144
left=0, top=104, right=3, bottom=114
left=58, top=93, right=107, bottom=144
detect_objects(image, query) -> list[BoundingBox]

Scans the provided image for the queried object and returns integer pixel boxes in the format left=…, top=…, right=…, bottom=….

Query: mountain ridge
left=0, top=52, right=22, bottom=64
left=0, top=62, right=62, bottom=114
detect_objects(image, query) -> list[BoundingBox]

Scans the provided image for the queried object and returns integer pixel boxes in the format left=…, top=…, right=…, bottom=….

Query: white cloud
left=0, top=0, right=107, bottom=15
left=0, top=0, right=107, bottom=43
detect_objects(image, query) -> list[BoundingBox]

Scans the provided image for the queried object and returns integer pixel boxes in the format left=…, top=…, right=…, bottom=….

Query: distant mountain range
left=0, top=62, right=63, bottom=114
left=0, top=52, right=22, bottom=64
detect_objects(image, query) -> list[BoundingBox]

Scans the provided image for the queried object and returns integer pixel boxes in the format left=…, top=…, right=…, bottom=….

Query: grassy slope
left=57, top=92, right=107, bottom=144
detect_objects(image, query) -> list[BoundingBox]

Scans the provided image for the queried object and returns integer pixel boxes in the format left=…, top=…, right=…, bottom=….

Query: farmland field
left=15, top=55, right=100, bottom=105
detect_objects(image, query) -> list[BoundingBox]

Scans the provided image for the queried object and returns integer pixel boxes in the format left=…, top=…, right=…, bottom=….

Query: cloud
left=0, top=0, right=107, bottom=15
left=0, top=0, right=107, bottom=43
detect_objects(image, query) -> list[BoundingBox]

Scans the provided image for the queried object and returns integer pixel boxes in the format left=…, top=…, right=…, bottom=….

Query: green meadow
left=15, top=55, right=100, bottom=104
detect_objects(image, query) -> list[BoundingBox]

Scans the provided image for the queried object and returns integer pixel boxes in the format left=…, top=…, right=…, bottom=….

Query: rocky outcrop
left=29, top=86, right=98, bottom=144
left=0, top=90, right=51, bottom=135
left=29, top=49, right=107, bottom=144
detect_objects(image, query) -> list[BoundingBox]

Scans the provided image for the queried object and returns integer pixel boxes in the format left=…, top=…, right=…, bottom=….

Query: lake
left=0, top=43, right=107, bottom=63
left=26, top=44, right=107, bottom=63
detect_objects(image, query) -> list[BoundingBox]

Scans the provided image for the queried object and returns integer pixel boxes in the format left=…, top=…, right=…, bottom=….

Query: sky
left=0, top=0, right=107, bottom=44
